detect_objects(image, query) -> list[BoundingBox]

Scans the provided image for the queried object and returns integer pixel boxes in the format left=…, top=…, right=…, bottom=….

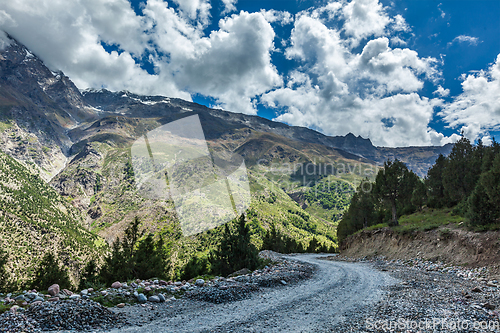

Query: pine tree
left=101, top=217, right=170, bottom=283
left=373, top=160, right=418, bottom=226
left=30, top=252, right=72, bottom=291
left=306, top=237, right=319, bottom=253
left=122, top=216, right=144, bottom=262
left=0, top=248, right=13, bottom=293
left=180, top=254, right=210, bottom=280
left=101, top=237, right=129, bottom=284
left=442, top=136, right=477, bottom=205
left=426, top=154, right=448, bottom=208
left=210, top=214, right=261, bottom=277
left=134, top=233, right=169, bottom=280
left=468, top=154, right=500, bottom=227
left=78, top=259, right=99, bottom=290
left=261, top=224, right=285, bottom=253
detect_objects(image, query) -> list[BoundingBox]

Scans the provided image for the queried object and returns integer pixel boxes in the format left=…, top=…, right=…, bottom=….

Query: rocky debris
left=228, top=268, right=252, bottom=277
left=187, top=251, right=314, bottom=304
left=472, top=286, right=483, bottom=293
left=148, top=295, right=161, bottom=303
left=0, top=299, right=122, bottom=332
left=329, top=255, right=500, bottom=332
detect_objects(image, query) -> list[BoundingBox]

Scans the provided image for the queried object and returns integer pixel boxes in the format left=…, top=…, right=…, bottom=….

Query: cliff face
left=340, top=226, right=500, bottom=273
left=0, top=34, right=98, bottom=180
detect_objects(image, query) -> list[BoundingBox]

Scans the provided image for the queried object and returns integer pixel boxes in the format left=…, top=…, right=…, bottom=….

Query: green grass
left=470, top=223, right=500, bottom=232
left=0, top=121, right=12, bottom=133
left=355, top=208, right=465, bottom=235
left=0, top=304, right=12, bottom=315
left=392, top=208, right=464, bottom=233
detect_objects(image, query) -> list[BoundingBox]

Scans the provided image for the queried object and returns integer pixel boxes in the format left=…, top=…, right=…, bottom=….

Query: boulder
left=116, top=303, right=126, bottom=308
left=137, top=293, right=147, bottom=304
left=48, top=284, right=60, bottom=297
left=148, top=295, right=161, bottom=303
left=158, top=294, right=166, bottom=302
left=62, top=289, right=73, bottom=296
left=195, top=279, right=205, bottom=287
left=111, top=281, right=122, bottom=289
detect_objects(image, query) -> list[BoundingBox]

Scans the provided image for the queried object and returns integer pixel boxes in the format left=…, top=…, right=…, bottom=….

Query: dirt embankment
left=340, top=226, right=500, bottom=275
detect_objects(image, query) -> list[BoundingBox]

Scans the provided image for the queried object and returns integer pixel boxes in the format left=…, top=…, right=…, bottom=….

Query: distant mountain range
left=0, top=33, right=453, bottom=283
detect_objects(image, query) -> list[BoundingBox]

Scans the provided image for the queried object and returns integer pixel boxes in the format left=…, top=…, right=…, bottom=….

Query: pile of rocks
left=336, top=255, right=495, bottom=284
left=0, top=299, right=121, bottom=332
left=187, top=254, right=314, bottom=303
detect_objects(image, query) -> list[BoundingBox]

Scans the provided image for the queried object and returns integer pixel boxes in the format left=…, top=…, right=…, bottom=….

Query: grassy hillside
left=0, top=151, right=106, bottom=287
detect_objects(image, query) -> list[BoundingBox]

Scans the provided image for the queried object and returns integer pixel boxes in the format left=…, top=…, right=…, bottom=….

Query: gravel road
left=108, top=254, right=397, bottom=333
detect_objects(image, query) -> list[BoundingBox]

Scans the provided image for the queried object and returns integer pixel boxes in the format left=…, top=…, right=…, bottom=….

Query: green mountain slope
left=0, top=151, right=105, bottom=287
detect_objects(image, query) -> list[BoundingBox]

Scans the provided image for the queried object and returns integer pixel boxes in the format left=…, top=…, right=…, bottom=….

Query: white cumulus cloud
left=439, top=54, right=500, bottom=142
left=263, top=1, right=452, bottom=147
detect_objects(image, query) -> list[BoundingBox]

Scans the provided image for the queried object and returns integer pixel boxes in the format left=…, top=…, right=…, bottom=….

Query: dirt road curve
left=108, top=254, right=397, bottom=333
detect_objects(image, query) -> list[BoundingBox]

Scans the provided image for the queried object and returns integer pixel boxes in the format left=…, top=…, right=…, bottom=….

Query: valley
left=0, top=31, right=482, bottom=314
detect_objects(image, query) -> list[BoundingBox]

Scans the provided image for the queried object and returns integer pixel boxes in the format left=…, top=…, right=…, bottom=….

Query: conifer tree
left=307, top=236, right=320, bottom=253
left=426, top=154, right=448, bottom=208
left=373, top=159, right=418, bottom=226
left=180, top=254, right=210, bottom=280
left=78, top=259, right=99, bottom=290
left=468, top=154, right=500, bottom=226
left=442, top=136, right=477, bottom=205
left=30, top=252, right=72, bottom=291
left=100, top=217, right=170, bottom=283
left=134, top=233, right=169, bottom=280
left=0, top=248, right=13, bottom=293
left=210, top=214, right=261, bottom=276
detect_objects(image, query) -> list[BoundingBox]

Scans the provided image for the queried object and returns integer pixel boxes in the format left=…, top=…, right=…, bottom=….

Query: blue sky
left=0, top=0, right=498, bottom=147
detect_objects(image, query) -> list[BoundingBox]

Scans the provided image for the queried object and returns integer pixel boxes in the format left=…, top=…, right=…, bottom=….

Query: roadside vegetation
left=338, top=137, right=500, bottom=242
